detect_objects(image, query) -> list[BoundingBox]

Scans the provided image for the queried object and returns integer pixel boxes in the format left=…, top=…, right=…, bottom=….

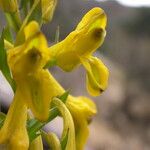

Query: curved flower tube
left=66, top=96, right=97, bottom=150
left=7, top=21, right=56, bottom=121
left=48, top=7, right=109, bottom=96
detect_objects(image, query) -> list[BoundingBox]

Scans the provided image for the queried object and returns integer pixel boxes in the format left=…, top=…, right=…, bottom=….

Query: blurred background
left=0, top=0, right=150, bottom=149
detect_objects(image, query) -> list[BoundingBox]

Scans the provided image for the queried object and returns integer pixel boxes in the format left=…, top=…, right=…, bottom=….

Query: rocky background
left=0, top=0, right=150, bottom=150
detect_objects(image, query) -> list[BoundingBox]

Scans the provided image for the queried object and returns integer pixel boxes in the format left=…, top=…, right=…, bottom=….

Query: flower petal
left=81, top=56, right=109, bottom=96
left=18, top=70, right=61, bottom=121
left=76, top=7, right=107, bottom=31
left=8, top=23, right=49, bottom=76
left=24, top=21, right=40, bottom=40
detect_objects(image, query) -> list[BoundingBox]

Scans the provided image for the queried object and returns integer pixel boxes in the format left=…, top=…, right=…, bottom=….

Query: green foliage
left=0, top=28, right=15, bottom=91
left=61, top=129, right=69, bottom=150
left=2, top=26, right=13, bottom=43
left=27, top=91, right=69, bottom=142
left=20, top=0, right=30, bottom=9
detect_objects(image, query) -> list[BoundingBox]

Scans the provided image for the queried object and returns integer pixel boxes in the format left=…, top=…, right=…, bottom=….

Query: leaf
left=61, top=129, right=69, bottom=150
left=27, top=118, right=43, bottom=141
left=58, top=91, right=69, bottom=103
left=28, top=106, right=60, bottom=142
left=30, top=131, right=42, bottom=141
left=51, top=91, right=69, bottom=109
left=0, top=29, right=16, bottom=92
left=2, top=26, right=13, bottom=43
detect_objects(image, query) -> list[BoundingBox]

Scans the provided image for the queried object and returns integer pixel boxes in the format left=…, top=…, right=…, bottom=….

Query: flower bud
left=42, top=0, right=57, bottom=22
left=0, top=0, right=17, bottom=12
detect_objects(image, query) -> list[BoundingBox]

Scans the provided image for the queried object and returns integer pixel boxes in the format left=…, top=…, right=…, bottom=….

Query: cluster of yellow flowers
left=0, top=0, right=109, bottom=149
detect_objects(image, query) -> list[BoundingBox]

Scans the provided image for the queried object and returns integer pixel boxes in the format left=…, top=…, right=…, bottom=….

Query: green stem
left=5, top=12, right=21, bottom=32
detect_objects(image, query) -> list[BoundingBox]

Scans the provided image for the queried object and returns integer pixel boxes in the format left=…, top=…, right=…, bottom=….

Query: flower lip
left=93, top=28, right=104, bottom=39
left=27, top=47, right=42, bottom=64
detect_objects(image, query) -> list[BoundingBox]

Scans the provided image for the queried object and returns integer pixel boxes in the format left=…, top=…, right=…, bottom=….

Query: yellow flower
left=0, top=89, right=29, bottom=149
left=7, top=21, right=58, bottom=121
left=48, top=7, right=109, bottom=96
left=0, top=0, right=17, bottom=12
left=66, top=96, right=97, bottom=150
left=42, top=0, right=57, bottom=22
left=27, top=68, right=96, bottom=150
